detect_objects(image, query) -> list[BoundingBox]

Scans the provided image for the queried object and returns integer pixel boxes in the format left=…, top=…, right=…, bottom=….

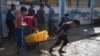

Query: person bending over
left=49, top=20, right=80, bottom=55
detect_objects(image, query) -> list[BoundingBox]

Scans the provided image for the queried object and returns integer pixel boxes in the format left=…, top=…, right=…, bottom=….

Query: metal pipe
left=61, top=0, right=65, bottom=18
left=0, top=0, right=2, bottom=37
left=90, top=0, right=94, bottom=24
left=88, top=0, right=91, bottom=7
left=76, top=0, right=79, bottom=7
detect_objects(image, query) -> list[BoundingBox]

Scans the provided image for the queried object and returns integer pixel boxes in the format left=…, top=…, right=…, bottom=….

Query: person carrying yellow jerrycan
left=24, top=30, right=49, bottom=43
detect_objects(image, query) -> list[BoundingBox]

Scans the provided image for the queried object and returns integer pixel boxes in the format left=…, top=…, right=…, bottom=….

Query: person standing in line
left=37, top=3, right=46, bottom=31
left=28, top=3, right=35, bottom=16
left=46, top=4, right=55, bottom=37
left=6, top=4, right=16, bottom=40
left=15, top=7, right=27, bottom=54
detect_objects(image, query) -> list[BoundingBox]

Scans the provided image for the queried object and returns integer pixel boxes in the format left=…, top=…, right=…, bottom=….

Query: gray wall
left=69, top=0, right=100, bottom=8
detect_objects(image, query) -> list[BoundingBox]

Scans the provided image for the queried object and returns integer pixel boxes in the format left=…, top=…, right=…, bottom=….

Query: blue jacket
left=6, top=9, right=16, bottom=22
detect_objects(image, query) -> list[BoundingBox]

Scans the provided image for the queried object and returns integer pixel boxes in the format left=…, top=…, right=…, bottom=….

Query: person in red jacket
left=23, top=15, right=38, bottom=32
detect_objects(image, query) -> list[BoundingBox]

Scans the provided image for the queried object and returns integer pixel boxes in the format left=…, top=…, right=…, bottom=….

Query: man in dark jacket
left=28, top=3, right=35, bottom=16
left=6, top=4, right=16, bottom=40
left=37, top=3, right=46, bottom=31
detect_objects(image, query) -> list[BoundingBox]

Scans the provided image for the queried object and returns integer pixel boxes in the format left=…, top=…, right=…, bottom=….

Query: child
left=37, top=3, right=46, bottom=31
left=49, top=20, right=80, bottom=55
left=15, top=7, right=27, bottom=54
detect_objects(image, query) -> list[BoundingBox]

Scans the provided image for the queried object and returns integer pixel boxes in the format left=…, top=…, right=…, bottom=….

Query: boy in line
left=15, top=7, right=27, bottom=54
left=37, top=3, right=46, bottom=31
left=28, top=3, right=35, bottom=16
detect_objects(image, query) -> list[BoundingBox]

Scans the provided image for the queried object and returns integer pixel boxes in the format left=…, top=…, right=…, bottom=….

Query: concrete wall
left=70, top=0, right=100, bottom=8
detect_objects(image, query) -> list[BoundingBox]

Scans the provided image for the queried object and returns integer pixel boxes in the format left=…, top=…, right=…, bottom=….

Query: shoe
left=49, top=48, right=54, bottom=54
left=59, top=53, right=64, bottom=56
left=59, top=50, right=65, bottom=56
left=0, top=48, right=4, bottom=51
left=59, top=50, right=66, bottom=53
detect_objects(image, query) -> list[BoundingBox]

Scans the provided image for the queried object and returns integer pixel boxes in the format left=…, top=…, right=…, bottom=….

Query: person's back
left=28, top=3, right=35, bottom=16
left=28, top=8, right=35, bottom=16
left=37, top=8, right=45, bottom=24
left=36, top=4, right=46, bottom=31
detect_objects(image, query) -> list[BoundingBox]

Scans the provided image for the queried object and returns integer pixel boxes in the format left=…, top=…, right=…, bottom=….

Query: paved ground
left=0, top=25, right=100, bottom=56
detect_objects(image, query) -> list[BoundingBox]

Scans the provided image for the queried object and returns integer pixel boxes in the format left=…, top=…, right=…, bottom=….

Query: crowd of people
left=5, top=3, right=57, bottom=55
left=4, top=3, right=80, bottom=56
